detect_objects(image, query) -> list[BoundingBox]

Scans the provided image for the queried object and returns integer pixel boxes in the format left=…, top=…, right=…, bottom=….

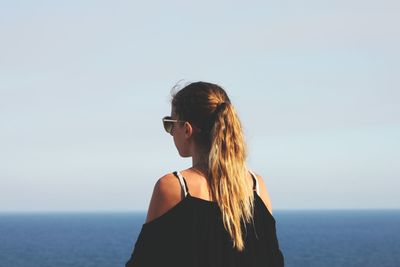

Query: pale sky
left=1, top=0, right=399, bottom=212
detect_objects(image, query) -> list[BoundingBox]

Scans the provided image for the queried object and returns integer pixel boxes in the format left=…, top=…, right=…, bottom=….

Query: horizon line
left=1, top=207, right=399, bottom=214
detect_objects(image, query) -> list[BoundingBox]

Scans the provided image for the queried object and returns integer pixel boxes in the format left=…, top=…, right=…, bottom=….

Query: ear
left=184, top=122, right=193, bottom=138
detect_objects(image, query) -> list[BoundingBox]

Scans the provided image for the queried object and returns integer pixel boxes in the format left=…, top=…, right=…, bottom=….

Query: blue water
left=0, top=210, right=399, bottom=267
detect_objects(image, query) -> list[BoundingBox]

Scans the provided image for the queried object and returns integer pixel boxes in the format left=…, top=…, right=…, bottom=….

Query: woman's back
left=125, top=170, right=284, bottom=267
left=146, top=168, right=274, bottom=220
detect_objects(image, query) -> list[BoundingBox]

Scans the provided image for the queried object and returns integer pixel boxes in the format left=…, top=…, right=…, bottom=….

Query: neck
left=192, top=150, right=208, bottom=171
left=192, top=156, right=207, bottom=168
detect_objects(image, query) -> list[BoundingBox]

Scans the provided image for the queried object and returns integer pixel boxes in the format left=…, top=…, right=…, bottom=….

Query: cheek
left=173, top=133, right=182, bottom=150
left=173, top=133, right=190, bottom=157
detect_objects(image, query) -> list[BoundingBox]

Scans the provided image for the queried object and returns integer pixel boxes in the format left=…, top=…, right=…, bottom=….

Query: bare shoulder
left=252, top=172, right=273, bottom=215
left=145, top=173, right=183, bottom=224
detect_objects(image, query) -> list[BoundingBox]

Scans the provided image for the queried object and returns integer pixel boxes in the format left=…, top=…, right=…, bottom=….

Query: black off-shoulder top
left=125, top=171, right=284, bottom=267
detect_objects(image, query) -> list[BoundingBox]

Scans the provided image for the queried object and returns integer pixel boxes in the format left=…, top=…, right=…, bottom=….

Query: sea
left=0, top=210, right=399, bottom=267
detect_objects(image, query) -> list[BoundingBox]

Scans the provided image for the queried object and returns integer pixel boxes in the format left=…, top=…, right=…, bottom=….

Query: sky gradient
left=1, top=0, right=399, bottom=212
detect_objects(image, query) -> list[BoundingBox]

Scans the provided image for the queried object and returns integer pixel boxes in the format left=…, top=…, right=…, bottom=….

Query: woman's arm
left=254, top=172, right=274, bottom=215
left=145, top=173, right=183, bottom=224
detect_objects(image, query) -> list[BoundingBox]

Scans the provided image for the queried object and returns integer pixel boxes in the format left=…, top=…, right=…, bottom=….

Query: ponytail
left=208, top=102, right=254, bottom=252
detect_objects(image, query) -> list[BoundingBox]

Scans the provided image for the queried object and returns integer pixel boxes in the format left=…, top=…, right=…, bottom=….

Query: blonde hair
left=171, top=81, right=254, bottom=252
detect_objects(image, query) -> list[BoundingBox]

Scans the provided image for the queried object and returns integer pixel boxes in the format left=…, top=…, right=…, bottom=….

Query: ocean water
left=0, top=210, right=399, bottom=267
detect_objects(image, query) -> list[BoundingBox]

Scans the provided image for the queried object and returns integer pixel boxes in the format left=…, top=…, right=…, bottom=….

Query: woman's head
left=171, top=82, right=243, bottom=154
left=168, top=81, right=255, bottom=252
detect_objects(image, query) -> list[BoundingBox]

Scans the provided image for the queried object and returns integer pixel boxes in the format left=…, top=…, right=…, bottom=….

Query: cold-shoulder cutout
left=144, top=173, right=186, bottom=225
left=249, top=171, right=273, bottom=215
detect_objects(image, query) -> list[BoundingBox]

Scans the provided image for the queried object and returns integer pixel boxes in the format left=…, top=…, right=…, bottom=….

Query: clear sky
left=1, top=0, right=399, bottom=212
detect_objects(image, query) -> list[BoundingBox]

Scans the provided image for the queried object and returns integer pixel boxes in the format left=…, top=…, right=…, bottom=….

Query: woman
left=125, top=81, right=284, bottom=267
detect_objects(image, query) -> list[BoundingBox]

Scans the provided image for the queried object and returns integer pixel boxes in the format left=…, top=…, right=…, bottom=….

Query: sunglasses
left=162, top=116, right=186, bottom=135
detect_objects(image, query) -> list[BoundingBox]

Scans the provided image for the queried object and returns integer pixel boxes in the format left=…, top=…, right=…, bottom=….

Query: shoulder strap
left=173, top=171, right=189, bottom=197
left=249, top=170, right=260, bottom=195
